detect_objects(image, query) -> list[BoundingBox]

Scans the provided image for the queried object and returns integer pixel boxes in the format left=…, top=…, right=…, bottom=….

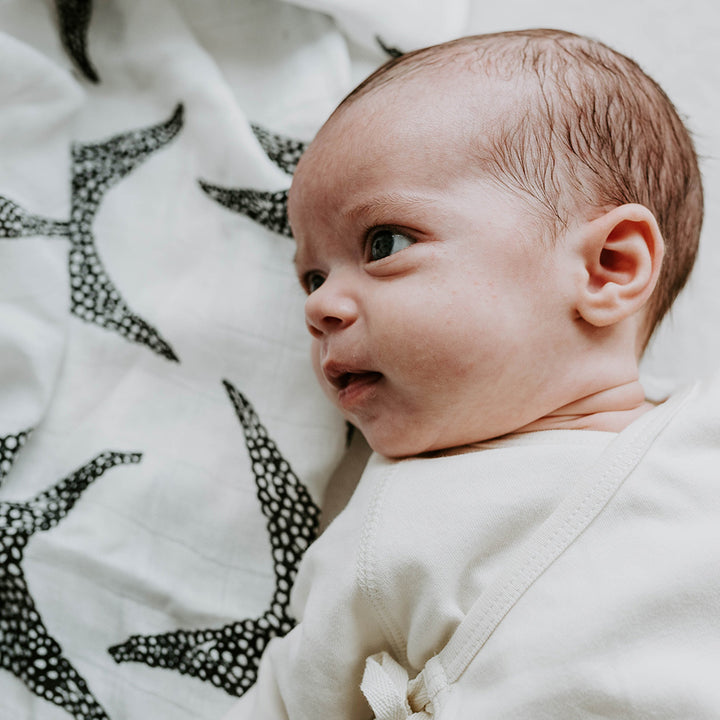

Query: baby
left=225, top=29, right=720, bottom=719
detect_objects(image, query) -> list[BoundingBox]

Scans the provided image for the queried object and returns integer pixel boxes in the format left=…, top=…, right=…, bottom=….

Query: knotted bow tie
left=360, top=652, right=448, bottom=720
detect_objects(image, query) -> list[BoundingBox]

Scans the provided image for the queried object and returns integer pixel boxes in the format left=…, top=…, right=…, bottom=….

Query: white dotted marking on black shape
left=63, top=107, right=183, bottom=361
left=0, top=196, right=30, bottom=237
left=0, top=196, right=70, bottom=239
left=236, top=383, right=319, bottom=608
left=199, top=182, right=292, bottom=238
left=1, top=106, right=183, bottom=362
left=0, top=429, right=30, bottom=484
left=199, top=126, right=310, bottom=239
left=250, top=125, right=308, bottom=176
left=0, top=450, right=141, bottom=718
left=108, top=382, right=321, bottom=697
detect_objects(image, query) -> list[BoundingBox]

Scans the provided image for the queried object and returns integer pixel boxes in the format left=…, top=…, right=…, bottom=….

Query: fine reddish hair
left=339, top=29, right=704, bottom=346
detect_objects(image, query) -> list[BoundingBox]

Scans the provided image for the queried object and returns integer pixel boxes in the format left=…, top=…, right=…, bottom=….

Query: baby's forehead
left=291, top=78, right=516, bottom=220
left=288, top=57, right=541, bottom=232
left=316, top=67, right=519, bottom=159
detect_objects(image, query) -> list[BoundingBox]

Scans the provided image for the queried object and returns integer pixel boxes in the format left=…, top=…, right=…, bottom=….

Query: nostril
left=306, top=315, right=344, bottom=339
left=304, top=282, right=358, bottom=333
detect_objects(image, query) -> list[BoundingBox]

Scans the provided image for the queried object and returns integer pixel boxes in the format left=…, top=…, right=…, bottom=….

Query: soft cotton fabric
left=0, top=2, right=467, bottom=718
left=224, top=374, right=720, bottom=718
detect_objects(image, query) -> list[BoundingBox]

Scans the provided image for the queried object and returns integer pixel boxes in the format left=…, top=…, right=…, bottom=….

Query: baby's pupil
left=310, top=274, right=324, bottom=292
left=372, top=232, right=394, bottom=260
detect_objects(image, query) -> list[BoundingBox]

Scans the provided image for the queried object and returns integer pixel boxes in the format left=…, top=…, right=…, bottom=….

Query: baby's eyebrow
left=344, top=192, right=434, bottom=222
left=291, top=190, right=436, bottom=271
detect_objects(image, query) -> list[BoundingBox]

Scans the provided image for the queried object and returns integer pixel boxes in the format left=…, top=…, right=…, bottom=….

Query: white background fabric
left=0, top=2, right=465, bottom=719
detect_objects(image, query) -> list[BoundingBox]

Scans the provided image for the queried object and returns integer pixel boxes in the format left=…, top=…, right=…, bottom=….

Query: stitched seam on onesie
left=441, top=386, right=696, bottom=682
left=356, top=461, right=409, bottom=666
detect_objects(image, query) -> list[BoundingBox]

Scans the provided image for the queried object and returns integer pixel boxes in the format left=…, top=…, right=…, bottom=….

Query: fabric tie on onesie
left=360, top=651, right=450, bottom=719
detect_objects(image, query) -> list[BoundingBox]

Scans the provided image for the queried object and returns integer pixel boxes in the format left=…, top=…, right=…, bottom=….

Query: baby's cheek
left=395, top=310, right=457, bottom=360
left=310, top=343, right=323, bottom=383
left=309, top=343, right=337, bottom=404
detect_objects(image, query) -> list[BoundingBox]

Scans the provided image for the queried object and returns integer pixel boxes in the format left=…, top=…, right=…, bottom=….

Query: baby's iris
left=369, top=230, right=414, bottom=261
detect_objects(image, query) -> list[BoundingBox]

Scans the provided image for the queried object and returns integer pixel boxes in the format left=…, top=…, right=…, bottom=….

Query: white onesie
left=224, top=373, right=720, bottom=719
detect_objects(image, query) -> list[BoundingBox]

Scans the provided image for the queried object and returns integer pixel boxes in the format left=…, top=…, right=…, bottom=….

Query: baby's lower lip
left=336, top=372, right=382, bottom=407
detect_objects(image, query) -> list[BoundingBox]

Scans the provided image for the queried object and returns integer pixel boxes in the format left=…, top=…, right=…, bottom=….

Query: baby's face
left=289, top=81, right=579, bottom=457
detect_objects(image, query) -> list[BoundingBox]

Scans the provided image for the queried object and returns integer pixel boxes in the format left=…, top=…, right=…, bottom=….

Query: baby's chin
left=361, top=427, right=481, bottom=460
left=362, top=415, right=542, bottom=458
left=357, top=428, right=422, bottom=460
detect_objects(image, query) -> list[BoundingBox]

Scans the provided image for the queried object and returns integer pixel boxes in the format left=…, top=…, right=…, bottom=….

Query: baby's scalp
left=334, top=29, right=703, bottom=347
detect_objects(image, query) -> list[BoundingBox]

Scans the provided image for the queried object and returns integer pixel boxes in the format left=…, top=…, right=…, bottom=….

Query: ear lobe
left=576, top=204, right=664, bottom=328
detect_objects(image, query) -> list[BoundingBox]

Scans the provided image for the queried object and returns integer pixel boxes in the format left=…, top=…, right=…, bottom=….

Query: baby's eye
left=304, top=271, right=325, bottom=294
left=368, top=230, right=415, bottom=261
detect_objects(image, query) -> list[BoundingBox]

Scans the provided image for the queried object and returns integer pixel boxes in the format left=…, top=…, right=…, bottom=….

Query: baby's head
left=288, top=29, right=703, bottom=458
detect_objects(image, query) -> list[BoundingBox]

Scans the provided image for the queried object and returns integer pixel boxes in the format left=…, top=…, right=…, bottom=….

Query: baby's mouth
left=323, top=362, right=383, bottom=399
left=335, top=371, right=383, bottom=391
left=333, top=372, right=383, bottom=409
left=322, top=360, right=384, bottom=410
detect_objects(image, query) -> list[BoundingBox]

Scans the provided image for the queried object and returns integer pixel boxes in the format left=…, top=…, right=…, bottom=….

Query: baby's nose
left=304, top=276, right=359, bottom=338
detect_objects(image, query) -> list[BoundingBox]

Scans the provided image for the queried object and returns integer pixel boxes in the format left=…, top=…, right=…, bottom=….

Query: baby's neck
left=516, top=380, right=656, bottom=435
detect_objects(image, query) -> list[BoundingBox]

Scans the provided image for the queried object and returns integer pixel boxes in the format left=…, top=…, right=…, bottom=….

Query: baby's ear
left=575, top=204, right=664, bottom=328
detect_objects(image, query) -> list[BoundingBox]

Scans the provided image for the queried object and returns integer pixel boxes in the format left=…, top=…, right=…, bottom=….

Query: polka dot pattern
left=0, top=197, right=69, bottom=239
left=0, top=105, right=183, bottom=362
left=226, top=380, right=319, bottom=618
left=109, top=381, right=320, bottom=697
left=66, top=106, right=184, bottom=361
left=250, top=125, right=308, bottom=176
left=200, top=126, right=309, bottom=239
left=4, top=26, right=325, bottom=710
left=0, top=429, right=31, bottom=485
left=0, top=451, right=141, bottom=719
left=199, top=182, right=292, bottom=238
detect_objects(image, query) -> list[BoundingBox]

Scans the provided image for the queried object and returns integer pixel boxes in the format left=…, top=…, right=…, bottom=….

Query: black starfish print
left=199, top=126, right=308, bottom=239
left=0, top=428, right=31, bottom=486
left=54, top=0, right=99, bottom=83
left=0, top=450, right=141, bottom=720
left=376, top=36, right=404, bottom=58
left=109, top=380, right=321, bottom=697
left=0, top=198, right=69, bottom=237
left=250, top=125, right=307, bottom=176
left=199, top=183, right=292, bottom=238
left=0, top=105, right=184, bottom=361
